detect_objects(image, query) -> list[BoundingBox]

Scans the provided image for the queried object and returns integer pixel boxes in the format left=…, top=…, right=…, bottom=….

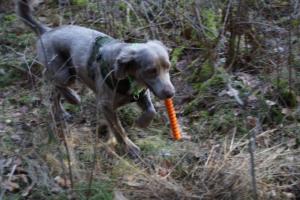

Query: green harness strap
left=88, top=36, right=146, bottom=101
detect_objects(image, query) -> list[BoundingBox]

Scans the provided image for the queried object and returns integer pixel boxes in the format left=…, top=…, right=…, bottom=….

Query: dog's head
left=114, top=40, right=175, bottom=100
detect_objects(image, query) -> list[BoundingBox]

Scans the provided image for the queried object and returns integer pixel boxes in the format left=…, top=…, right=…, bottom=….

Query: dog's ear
left=114, top=48, right=136, bottom=80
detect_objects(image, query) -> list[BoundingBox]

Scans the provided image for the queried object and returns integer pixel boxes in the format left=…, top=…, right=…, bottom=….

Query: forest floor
left=1, top=1, right=300, bottom=200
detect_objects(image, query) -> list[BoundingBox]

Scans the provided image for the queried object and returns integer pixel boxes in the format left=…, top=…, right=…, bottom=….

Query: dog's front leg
left=136, top=90, right=157, bottom=128
left=102, top=104, right=141, bottom=157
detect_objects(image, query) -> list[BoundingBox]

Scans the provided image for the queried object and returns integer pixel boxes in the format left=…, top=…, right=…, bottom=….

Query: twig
left=0, top=164, right=18, bottom=199
left=248, top=119, right=258, bottom=200
left=234, top=129, right=277, bottom=149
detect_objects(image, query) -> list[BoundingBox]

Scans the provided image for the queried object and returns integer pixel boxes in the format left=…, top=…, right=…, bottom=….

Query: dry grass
left=115, top=138, right=300, bottom=200
left=1, top=0, right=300, bottom=199
left=1, top=79, right=300, bottom=199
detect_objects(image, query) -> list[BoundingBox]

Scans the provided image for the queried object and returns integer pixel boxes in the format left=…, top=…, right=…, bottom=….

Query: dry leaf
left=158, top=168, right=169, bottom=177
left=22, top=183, right=35, bottom=197
left=248, top=94, right=257, bottom=102
left=281, top=108, right=291, bottom=115
left=123, top=175, right=144, bottom=187
left=114, top=190, right=128, bottom=200
left=2, top=180, right=20, bottom=192
left=265, top=100, right=276, bottom=106
left=54, top=176, right=71, bottom=188
left=283, top=192, right=295, bottom=199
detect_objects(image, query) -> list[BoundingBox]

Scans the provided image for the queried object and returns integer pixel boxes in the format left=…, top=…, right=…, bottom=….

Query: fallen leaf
left=226, top=87, right=239, bottom=97
left=114, top=190, right=128, bottom=200
left=22, top=183, right=34, bottom=197
left=5, top=119, right=12, bottom=125
left=123, top=175, right=144, bottom=187
left=237, top=72, right=260, bottom=88
left=283, top=192, right=295, bottom=199
left=12, top=112, right=22, bottom=117
left=54, top=176, right=71, bottom=188
left=265, top=100, right=276, bottom=106
left=246, top=116, right=257, bottom=128
left=17, top=174, right=29, bottom=184
left=11, top=134, right=21, bottom=142
left=281, top=108, right=291, bottom=115
left=158, top=167, right=169, bottom=177
left=248, top=94, right=257, bottom=102
left=1, top=180, right=20, bottom=192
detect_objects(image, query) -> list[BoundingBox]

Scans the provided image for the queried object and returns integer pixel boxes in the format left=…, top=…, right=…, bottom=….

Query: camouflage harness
left=88, top=36, right=146, bottom=101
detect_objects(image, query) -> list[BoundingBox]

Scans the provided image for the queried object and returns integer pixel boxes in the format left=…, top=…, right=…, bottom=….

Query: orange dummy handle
left=164, top=98, right=181, bottom=140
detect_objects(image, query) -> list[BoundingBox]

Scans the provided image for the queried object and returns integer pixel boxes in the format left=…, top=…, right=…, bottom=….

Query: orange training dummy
left=164, top=98, right=182, bottom=140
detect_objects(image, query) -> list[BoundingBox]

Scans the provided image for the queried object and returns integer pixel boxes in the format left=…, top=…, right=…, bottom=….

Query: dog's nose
left=162, top=87, right=175, bottom=99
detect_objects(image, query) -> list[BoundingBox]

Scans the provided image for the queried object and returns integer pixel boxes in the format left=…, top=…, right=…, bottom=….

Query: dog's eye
left=147, top=68, right=158, bottom=76
left=162, top=62, right=171, bottom=70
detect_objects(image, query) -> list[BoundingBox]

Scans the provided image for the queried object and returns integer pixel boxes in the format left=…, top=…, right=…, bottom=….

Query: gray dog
left=17, top=0, right=175, bottom=157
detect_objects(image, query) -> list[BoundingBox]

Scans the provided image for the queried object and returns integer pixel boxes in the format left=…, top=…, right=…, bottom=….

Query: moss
left=1, top=133, right=15, bottom=151
left=291, top=19, right=300, bottom=28
left=189, top=58, right=217, bottom=85
left=279, top=90, right=297, bottom=108
left=2, top=32, right=35, bottom=48
left=0, top=67, right=22, bottom=88
left=112, top=159, right=137, bottom=178
left=268, top=106, right=284, bottom=124
left=201, top=8, right=219, bottom=40
left=171, top=46, right=185, bottom=67
left=64, top=102, right=80, bottom=113
left=188, top=105, right=248, bottom=137
left=273, top=79, right=288, bottom=91
left=3, top=14, right=17, bottom=24
left=271, top=79, right=297, bottom=108
left=184, top=102, right=212, bottom=117
left=118, top=105, right=139, bottom=127
left=136, top=136, right=168, bottom=154
left=184, top=69, right=227, bottom=115
left=72, top=0, right=88, bottom=6
left=118, top=1, right=127, bottom=11
left=75, top=181, right=113, bottom=200
left=209, top=108, right=239, bottom=134
left=197, top=59, right=215, bottom=82
left=194, top=71, right=226, bottom=93
left=19, top=95, right=33, bottom=105
left=29, top=181, right=113, bottom=200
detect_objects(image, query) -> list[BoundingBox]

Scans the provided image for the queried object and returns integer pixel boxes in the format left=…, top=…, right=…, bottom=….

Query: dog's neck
left=88, top=36, right=146, bottom=101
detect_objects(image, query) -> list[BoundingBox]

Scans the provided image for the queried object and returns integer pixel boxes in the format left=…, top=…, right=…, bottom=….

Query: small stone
left=5, top=119, right=12, bottom=125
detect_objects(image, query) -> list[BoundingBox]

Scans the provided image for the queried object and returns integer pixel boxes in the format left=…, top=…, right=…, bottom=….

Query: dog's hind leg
left=50, top=88, right=72, bottom=121
left=40, top=49, right=79, bottom=121
left=57, top=86, right=81, bottom=105
left=52, top=66, right=80, bottom=121
left=102, top=104, right=141, bottom=158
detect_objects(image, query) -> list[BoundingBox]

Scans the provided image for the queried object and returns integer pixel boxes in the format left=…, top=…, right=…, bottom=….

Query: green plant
left=72, top=0, right=88, bottom=6
left=201, top=8, right=219, bottom=40
left=74, top=181, right=113, bottom=200
left=171, top=46, right=185, bottom=67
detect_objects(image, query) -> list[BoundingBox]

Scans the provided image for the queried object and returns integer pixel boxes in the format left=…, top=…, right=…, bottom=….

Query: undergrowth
left=1, top=0, right=300, bottom=199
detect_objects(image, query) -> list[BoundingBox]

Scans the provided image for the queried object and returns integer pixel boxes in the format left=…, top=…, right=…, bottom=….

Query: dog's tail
left=16, top=0, right=50, bottom=35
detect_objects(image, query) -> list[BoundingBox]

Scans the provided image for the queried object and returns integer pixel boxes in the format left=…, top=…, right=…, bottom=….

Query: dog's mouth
left=144, top=82, right=157, bottom=95
left=134, top=80, right=162, bottom=99
left=144, top=82, right=174, bottom=100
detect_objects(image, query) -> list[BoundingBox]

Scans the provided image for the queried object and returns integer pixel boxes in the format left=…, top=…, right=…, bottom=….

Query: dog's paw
left=55, top=111, right=73, bottom=123
left=125, top=139, right=141, bottom=159
left=62, top=112, right=73, bottom=122
left=135, top=110, right=156, bottom=128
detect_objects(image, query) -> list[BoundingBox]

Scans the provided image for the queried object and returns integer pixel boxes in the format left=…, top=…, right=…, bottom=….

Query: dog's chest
left=100, top=60, right=146, bottom=101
